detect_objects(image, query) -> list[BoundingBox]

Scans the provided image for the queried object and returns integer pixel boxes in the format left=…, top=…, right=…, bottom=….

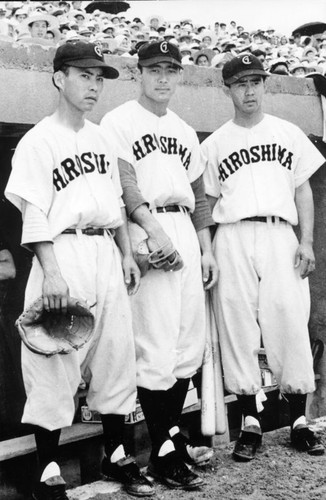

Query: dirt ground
left=91, top=419, right=326, bottom=500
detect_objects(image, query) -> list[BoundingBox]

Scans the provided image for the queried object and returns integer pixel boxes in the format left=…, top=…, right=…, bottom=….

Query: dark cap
left=222, top=53, right=269, bottom=85
left=138, top=41, right=183, bottom=69
left=53, top=41, right=119, bottom=79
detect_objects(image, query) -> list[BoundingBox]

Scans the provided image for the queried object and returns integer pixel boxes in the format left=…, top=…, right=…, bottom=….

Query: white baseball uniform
left=202, top=114, right=324, bottom=395
left=101, top=100, right=206, bottom=391
left=5, top=115, right=137, bottom=430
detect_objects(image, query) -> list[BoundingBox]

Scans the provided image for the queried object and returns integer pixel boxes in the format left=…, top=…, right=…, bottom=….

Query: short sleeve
left=5, top=136, right=54, bottom=215
left=101, top=112, right=134, bottom=166
left=201, top=134, right=222, bottom=199
left=293, top=128, right=325, bottom=187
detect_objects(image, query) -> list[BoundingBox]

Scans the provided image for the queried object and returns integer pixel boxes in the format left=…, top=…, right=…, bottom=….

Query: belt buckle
left=83, top=227, right=98, bottom=236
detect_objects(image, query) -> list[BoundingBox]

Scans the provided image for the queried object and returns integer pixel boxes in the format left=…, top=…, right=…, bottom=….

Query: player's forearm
left=295, top=180, right=314, bottom=245
left=114, top=208, right=133, bottom=257
left=118, top=158, right=149, bottom=217
left=196, top=227, right=214, bottom=255
left=31, top=241, right=62, bottom=278
left=130, top=204, right=163, bottom=237
left=190, top=175, right=215, bottom=231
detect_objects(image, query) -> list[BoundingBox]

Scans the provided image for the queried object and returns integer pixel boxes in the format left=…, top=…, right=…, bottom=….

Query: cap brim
left=138, top=55, right=183, bottom=69
left=224, top=69, right=269, bottom=84
left=65, top=58, right=119, bottom=79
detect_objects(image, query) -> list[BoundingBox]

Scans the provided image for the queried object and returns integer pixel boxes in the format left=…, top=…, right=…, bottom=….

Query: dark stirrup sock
left=166, top=378, right=190, bottom=430
left=285, top=393, right=307, bottom=428
left=101, top=413, right=125, bottom=459
left=237, top=394, right=261, bottom=423
left=137, top=386, right=171, bottom=456
left=34, top=426, right=61, bottom=479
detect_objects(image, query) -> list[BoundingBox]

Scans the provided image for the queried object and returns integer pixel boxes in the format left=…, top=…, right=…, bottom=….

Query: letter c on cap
left=242, top=55, right=251, bottom=65
left=160, top=41, right=168, bottom=53
left=94, top=45, right=103, bottom=57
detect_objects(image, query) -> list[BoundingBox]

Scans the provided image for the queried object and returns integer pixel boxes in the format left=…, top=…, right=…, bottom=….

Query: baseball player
left=5, top=42, right=154, bottom=499
left=100, top=41, right=218, bottom=490
left=201, top=53, right=325, bottom=461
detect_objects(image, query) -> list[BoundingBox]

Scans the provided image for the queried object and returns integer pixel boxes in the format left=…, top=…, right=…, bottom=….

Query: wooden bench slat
left=0, top=423, right=103, bottom=462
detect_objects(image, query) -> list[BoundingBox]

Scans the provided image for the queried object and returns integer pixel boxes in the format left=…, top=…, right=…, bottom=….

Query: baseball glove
left=128, top=220, right=150, bottom=277
left=128, top=221, right=184, bottom=274
left=16, top=297, right=95, bottom=357
left=148, top=242, right=184, bottom=272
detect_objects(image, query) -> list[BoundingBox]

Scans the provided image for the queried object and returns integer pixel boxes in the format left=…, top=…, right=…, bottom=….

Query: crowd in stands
left=0, top=0, right=326, bottom=77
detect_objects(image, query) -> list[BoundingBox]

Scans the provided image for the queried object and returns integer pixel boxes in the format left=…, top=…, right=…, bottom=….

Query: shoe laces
left=166, top=454, right=193, bottom=479
left=238, top=431, right=261, bottom=445
left=295, top=427, right=320, bottom=445
left=48, top=485, right=68, bottom=500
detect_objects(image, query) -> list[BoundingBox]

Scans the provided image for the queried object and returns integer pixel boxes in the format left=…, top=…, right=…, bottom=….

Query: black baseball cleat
left=147, top=450, right=204, bottom=490
left=291, top=425, right=325, bottom=455
left=32, top=475, right=68, bottom=500
left=171, top=432, right=214, bottom=465
left=233, top=426, right=262, bottom=461
left=102, top=455, right=155, bottom=497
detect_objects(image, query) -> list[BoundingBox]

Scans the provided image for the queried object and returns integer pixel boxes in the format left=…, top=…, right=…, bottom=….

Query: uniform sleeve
left=118, top=160, right=149, bottom=217
left=190, top=175, right=215, bottom=231
left=5, top=137, right=54, bottom=215
left=185, top=128, right=206, bottom=184
left=110, top=154, right=125, bottom=208
left=101, top=112, right=134, bottom=166
left=21, top=201, right=53, bottom=251
left=201, top=134, right=222, bottom=199
left=293, top=127, right=325, bottom=187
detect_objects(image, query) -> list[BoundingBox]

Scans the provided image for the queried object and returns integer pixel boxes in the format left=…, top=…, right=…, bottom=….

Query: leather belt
left=153, top=205, right=189, bottom=214
left=62, top=227, right=113, bottom=236
left=241, top=216, right=287, bottom=223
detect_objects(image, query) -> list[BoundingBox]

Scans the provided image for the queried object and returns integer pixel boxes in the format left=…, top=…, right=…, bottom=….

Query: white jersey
left=202, top=114, right=324, bottom=225
left=6, top=115, right=123, bottom=238
left=100, top=100, right=205, bottom=211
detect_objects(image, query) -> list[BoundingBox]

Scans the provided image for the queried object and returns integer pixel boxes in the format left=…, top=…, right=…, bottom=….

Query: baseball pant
left=211, top=219, right=315, bottom=395
left=21, top=231, right=137, bottom=431
left=132, top=211, right=206, bottom=391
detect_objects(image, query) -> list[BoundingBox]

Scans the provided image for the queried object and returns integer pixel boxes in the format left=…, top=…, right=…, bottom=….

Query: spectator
left=270, top=58, right=290, bottom=75
left=19, top=13, right=59, bottom=41
left=290, top=62, right=308, bottom=77
left=193, top=48, right=214, bottom=66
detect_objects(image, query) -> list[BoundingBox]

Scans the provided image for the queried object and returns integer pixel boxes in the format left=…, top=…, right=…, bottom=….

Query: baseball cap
left=138, top=41, right=183, bottom=69
left=222, top=53, right=269, bottom=85
left=53, top=41, right=119, bottom=79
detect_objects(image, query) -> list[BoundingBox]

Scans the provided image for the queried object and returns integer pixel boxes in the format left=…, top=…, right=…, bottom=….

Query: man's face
left=75, top=15, right=84, bottom=26
left=30, top=21, right=48, bottom=38
left=58, top=66, right=104, bottom=113
left=201, top=36, right=212, bottom=47
left=72, top=1, right=82, bottom=9
left=293, top=67, right=306, bottom=77
left=228, top=75, right=265, bottom=116
left=150, top=17, right=159, bottom=29
left=16, top=13, right=27, bottom=22
left=140, top=62, right=181, bottom=105
left=197, top=55, right=210, bottom=66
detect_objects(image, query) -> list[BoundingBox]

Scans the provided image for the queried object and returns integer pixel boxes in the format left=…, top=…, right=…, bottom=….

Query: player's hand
left=122, top=255, right=141, bottom=295
left=42, top=274, right=70, bottom=313
left=146, top=228, right=174, bottom=255
left=294, top=242, right=315, bottom=279
left=201, top=251, right=218, bottom=290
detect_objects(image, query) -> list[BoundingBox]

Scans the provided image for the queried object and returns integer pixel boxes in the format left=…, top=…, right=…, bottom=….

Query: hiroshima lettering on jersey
left=132, top=133, right=192, bottom=169
left=53, top=152, right=110, bottom=191
left=218, top=143, right=294, bottom=182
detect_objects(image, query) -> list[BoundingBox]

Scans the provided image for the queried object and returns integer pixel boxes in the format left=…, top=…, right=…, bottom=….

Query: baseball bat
left=201, top=292, right=227, bottom=436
